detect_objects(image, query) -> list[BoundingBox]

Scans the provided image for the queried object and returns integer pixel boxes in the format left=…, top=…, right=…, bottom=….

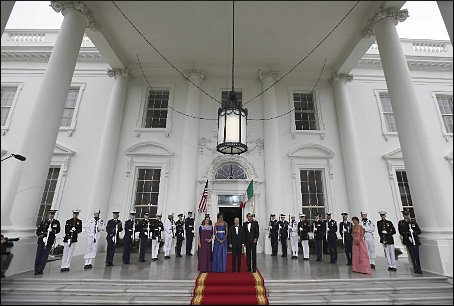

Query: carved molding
left=107, top=68, right=129, bottom=79
left=288, top=143, right=335, bottom=160
left=258, top=69, right=280, bottom=82
left=362, top=8, right=409, bottom=38
left=198, top=137, right=214, bottom=154
left=125, top=142, right=173, bottom=157
left=357, top=57, right=453, bottom=71
left=51, top=1, right=100, bottom=31
left=381, top=148, right=403, bottom=178
left=185, top=69, right=206, bottom=81
left=1, top=51, right=103, bottom=63
left=331, top=73, right=353, bottom=83
left=203, top=155, right=260, bottom=182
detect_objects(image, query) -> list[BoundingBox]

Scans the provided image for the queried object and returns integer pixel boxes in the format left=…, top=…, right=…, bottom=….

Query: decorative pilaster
left=361, top=8, right=408, bottom=38
left=51, top=1, right=100, bottom=31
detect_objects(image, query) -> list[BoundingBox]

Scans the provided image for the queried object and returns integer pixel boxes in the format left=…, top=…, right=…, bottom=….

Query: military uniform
left=84, top=210, right=106, bottom=269
left=175, top=214, right=185, bottom=257
left=312, top=214, right=325, bottom=261
left=269, top=215, right=279, bottom=256
left=151, top=215, right=164, bottom=260
left=185, top=212, right=195, bottom=255
left=339, top=212, right=353, bottom=265
left=34, top=210, right=60, bottom=275
left=361, top=211, right=376, bottom=268
left=298, top=214, right=311, bottom=260
left=398, top=210, right=422, bottom=274
left=163, top=214, right=176, bottom=258
left=122, top=211, right=136, bottom=264
left=377, top=211, right=397, bottom=271
left=61, top=210, right=82, bottom=271
left=138, top=212, right=152, bottom=262
left=105, top=211, right=123, bottom=266
left=326, top=213, right=338, bottom=264
left=278, top=214, right=289, bottom=257
left=288, top=216, right=298, bottom=258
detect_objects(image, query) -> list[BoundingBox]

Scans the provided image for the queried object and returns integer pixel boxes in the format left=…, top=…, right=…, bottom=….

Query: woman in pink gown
left=351, top=216, right=372, bottom=275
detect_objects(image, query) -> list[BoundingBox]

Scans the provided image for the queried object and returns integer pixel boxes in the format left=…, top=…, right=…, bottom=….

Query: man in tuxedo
left=243, top=213, right=259, bottom=273
left=228, top=217, right=245, bottom=272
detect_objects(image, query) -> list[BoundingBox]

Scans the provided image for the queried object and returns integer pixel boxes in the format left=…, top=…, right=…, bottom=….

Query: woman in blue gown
left=212, top=213, right=228, bottom=272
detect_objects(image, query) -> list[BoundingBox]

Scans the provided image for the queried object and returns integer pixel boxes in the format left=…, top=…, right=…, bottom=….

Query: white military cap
left=93, top=209, right=101, bottom=214
left=378, top=211, right=387, bottom=215
left=326, top=212, right=332, bottom=215
left=300, top=213, right=306, bottom=217
left=72, top=209, right=80, bottom=214
left=129, top=210, right=136, bottom=215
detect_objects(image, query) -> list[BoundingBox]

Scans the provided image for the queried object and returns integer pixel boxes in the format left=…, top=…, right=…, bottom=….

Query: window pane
left=135, top=168, right=161, bottom=220
left=36, top=167, right=60, bottom=226
left=300, top=170, right=324, bottom=223
left=396, top=170, right=415, bottom=219
left=143, top=90, right=169, bottom=128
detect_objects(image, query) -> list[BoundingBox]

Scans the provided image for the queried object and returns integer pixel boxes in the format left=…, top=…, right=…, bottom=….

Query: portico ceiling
left=84, top=1, right=403, bottom=80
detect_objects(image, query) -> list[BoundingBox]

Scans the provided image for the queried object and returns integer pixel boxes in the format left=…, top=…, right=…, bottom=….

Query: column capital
left=107, top=68, right=129, bottom=79
left=258, top=69, right=280, bottom=82
left=331, top=73, right=353, bottom=84
left=361, top=7, right=409, bottom=38
left=51, top=1, right=100, bottom=31
left=185, top=69, right=205, bottom=81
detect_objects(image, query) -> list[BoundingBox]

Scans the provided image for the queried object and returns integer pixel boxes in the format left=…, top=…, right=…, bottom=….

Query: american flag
left=198, top=180, right=208, bottom=213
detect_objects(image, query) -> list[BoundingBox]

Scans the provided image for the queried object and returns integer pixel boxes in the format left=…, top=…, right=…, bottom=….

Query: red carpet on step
left=191, top=253, right=268, bottom=305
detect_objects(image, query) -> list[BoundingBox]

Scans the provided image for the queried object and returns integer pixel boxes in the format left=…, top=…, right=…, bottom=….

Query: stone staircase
left=266, top=276, right=453, bottom=305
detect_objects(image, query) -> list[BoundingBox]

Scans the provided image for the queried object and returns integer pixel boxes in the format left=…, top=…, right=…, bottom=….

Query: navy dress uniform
left=175, top=214, right=185, bottom=257
left=288, top=216, right=299, bottom=259
left=277, top=214, right=289, bottom=257
left=269, top=214, right=279, bottom=256
left=151, top=214, right=164, bottom=260
left=185, top=212, right=195, bottom=256
left=361, top=211, right=376, bottom=269
left=312, top=213, right=325, bottom=262
left=398, top=210, right=423, bottom=274
left=84, top=210, right=106, bottom=269
left=138, top=212, right=152, bottom=262
left=377, top=211, right=397, bottom=271
left=339, top=212, right=353, bottom=265
left=105, top=210, right=123, bottom=266
left=298, top=214, right=311, bottom=260
left=163, top=214, right=176, bottom=259
left=34, top=210, right=60, bottom=275
left=123, top=210, right=136, bottom=264
left=326, top=212, right=338, bottom=264
left=61, top=210, right=82, bottom=272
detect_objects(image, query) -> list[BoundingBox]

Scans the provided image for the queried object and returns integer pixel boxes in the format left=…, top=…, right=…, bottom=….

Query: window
left=1, top=86, right=18, bottom=127
left=379, top=93, right=397, bottom=133
left=36, top=167, right=60, bottom=226
left=215, top=163, right=247, bottom=179
left=436, top=95, right=453, bottom=134
left=142, top=90, right=169, bottom=128
left=221, top=90, right=242, bottom=108
left=300, top=169, right=325, bottom=223
left=293, top=93, right=318, bottom=130
left=134, top=168, right=161, bottom=220
left=396, top=170, right=416, bottom=219
left=61, top=88, right=80, bottom=127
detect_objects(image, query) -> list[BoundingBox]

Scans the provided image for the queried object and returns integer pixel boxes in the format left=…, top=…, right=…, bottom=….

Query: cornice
left=1, top=51, right=104, bottom=63
left=357, top=57, right=453, bottom=71
left=362, top=8, right=409, bottom=38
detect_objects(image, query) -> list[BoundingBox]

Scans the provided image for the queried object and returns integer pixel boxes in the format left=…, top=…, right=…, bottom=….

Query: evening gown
left=352, top=224, right=372, bottom=275
left=198, top=225, right=213, bottom=272
left=212, top=223, right=227, bottom=272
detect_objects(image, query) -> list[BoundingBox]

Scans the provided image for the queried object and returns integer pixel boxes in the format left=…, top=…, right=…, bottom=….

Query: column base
left=420, top=229, right=453, bottom=277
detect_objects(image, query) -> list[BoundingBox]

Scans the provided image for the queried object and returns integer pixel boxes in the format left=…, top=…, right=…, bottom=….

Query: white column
left=259, top=70, right=282, bottom=254
left=437, top=1, right=453, bottom=44
left=2, top=2, right=96, bottom=237
left=331, top=73, right=368, bottom=216
left=1, top=1, right=15, bottom=35
left=363, top=7, right=453, bottom=276
left=177, top=70, right=205, bottom=214
left=87, top=69, right=129, bottom=216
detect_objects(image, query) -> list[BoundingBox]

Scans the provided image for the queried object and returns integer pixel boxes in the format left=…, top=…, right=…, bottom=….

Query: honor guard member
left=84, top=209, right=105, bottom=269
left=339, top=212, right=353, bottom=265
left=326, top=212, right=338, bottom=264
left=138, top=212, right=152, bottom=262
left=122, top=210, right=136, bottom=264
left=298, top=214, right=311, bottom=260
left=151, top=214, right=164, bottom=261
left=105, top=210, right=123, bottom=266
left=278, top=214, right=289, bottom=257
left=377, top=211, right=397, bottom=271
left=34, top=210, right=60, bottom=275
left=288, top=215, right=299, bottom=259
left=61, top=209, right=82, bottom=272
left=398, top=210, right=423, bottom=274
left=185, top=211, right=195, bottom=256
left=269, top=214, right=279, bottom=256
left=175, top=214, right=185, bottom=257
left=312, top=213, right=325, bottom=262
left=361, top=211, right=376, bottom=269
left=163, top=214, right=176, bottom=259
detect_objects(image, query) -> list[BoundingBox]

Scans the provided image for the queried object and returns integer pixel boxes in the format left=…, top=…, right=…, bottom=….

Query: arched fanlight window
left=215, top=163, right=247, bottom=180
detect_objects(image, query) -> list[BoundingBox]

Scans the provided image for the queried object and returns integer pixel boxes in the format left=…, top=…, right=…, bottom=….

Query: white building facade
left=1, top=1, right=452, bottom=277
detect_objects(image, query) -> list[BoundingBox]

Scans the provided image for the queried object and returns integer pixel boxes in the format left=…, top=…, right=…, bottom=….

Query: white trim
left=1, top=82, right=23, bottom=135
left=431, top=91, right=453, bottom=142
left=373, top=89, right=398, bottom=141
left=287, top=86, right=326, bottom=140
left=58, top=83, right=86, bottom=136
left=134, top=84, right=175, bottom=138
left=49, top=143, right=75, bottom=213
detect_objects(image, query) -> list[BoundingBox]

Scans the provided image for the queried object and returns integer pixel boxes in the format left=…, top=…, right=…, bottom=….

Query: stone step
left=264, top=276, right=449, bottom=284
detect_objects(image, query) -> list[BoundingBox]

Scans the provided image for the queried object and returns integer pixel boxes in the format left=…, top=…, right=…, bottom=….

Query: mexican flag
left=240, top=180, right=253, bottom=208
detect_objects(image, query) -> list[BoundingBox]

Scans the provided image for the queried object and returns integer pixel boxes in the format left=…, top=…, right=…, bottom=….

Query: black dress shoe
left=106, top=263, right=113, bottom=266
left=164, top=256, right=170, bottom=259
left=186, top=253, right=193, bottom=256
left=237, top=270, right=241, bottom=273
left=139, top=259, right=146, bottom=263
left=370, top=264, right=376, bottom=269
left=34, top=271, right=42, bottom=275
left=84, top=265, right=89, bottom=270
left=252, top=269, right=256, bottom=273
left=415, top=270, right=423, bottom=274
left=281, top=255, right=287, bottom=257
left=152, top=258, right=158, bottom=261
left=232, top=269, right=236, bottom=272
left=176, top=254, right=182, bottom=257
left=392, top=268, right=397, bottom=271
left=246, top=269, right=251, bottom=272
